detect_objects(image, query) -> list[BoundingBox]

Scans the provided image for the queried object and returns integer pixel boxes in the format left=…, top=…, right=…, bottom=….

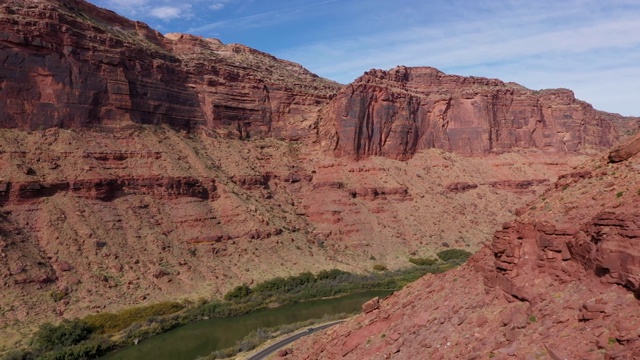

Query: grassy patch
left=408, top=257, right=437, bottom=266
left=84, top=302, right=184, bottom=334
left=372, top=264, right=387, bottom=271
left=436, top=249, right=473, bottom=264
left=25, top=260, right=467, bottom=360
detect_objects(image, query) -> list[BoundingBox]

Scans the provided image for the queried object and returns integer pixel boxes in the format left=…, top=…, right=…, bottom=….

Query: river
left=100, top=290, right=392, bottom=360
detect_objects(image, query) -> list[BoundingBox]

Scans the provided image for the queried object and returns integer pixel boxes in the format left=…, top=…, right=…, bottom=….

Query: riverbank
left=9, top=252, right=470, bottom=360
left=101, top=291, right=391, bottom=360
left=240, top=319, right=347, bottom=360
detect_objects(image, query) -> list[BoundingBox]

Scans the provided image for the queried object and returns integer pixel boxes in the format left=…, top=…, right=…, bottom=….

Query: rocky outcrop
left=320, top=66, right=639, bottom=159
left=0, top=176, right=217, bottom=204
left=3, top=1, right=640, bottom=354
left=2, top=1, right=637, bottom=158
left=292, top=134, right=640, bottom=359
left=445, top=179, right=550, bottom=194
left=0, top=0, right=340, bottom=139
left=609, top=132, right=640, bottom=162
left=0, top=0, right=198, bottom=129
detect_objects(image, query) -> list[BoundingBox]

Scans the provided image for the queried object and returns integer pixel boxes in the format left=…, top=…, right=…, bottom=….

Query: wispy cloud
left=150, top=5, right=192, bottom=20
left=188, top=0, right=340, bottom=33
left=85, top=0, right=640, bottom=115
left=274, top=1, right=640, bottom=115
left=207, top=0, right=234, bottom=11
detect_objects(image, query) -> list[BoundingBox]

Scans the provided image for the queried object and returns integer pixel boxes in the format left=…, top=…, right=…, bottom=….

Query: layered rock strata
left=320, top=66, right=639, bottom=159
left=293, top=134, right=640, bottom=359
left=0, top=0, right=340, bottom=139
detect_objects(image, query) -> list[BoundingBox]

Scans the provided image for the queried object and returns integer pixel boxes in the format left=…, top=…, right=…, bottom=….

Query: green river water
left=100, top=290, right=392, bottom=360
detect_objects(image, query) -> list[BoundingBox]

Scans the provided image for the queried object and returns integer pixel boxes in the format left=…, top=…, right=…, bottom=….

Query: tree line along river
left=100, top=290, right=392, bottom=360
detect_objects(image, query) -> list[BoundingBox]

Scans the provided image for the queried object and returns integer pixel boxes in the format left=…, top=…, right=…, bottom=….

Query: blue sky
left=86, top=0, right=640, bottom=116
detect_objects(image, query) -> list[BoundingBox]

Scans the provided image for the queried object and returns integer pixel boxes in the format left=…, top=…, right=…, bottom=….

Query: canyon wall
left=292, top=133, right=640, bottom=359
left=320, top=66, right=638, bottom=159
left=0, top=0, right=339, bottom=139
left=1, top=1, right=638, bottom=158
left=2, top=0, right=640, bottom=352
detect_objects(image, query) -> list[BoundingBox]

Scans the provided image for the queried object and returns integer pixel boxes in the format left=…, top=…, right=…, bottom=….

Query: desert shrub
left=31, top=319, right=91, bottom=352
left=84, top=301, right=184, bottom=334
left=372, top=264, right=387, bottom=271
left=252, top=276, right=288, bottom=294
left=38, top=338, right=112, bottom=360
left=224, top=284, right=252, bottom=301
left=408, top=257, right=437, bottom=266
left=49, top=290, right=67, bottom=303
left=315, top=268, right=348, bottom=280
left=436, top=249, right=472, bottom=263
left=37, top=338, right=112, bottom=360
left=616, top=191, right=624, bottom=198
left=121, top=315, right=182, bottom=344
left=252, top=272, right=317, bottom=295
left=2, top=349, right=32, bottom=360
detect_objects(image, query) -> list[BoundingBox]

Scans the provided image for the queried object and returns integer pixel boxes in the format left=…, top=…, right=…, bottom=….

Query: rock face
left=1, top=0, right=640, bottom=354
left=0, top=176, right=217, bottom=204
left=0, top=0, right=339, bottom=139
left=609, top=133, right=640, bottom=163
left=292, top=133, right=640, bottom=359
left=320, top=66, right=638, bottom=159
left=1, top=1, right=638, bottom=154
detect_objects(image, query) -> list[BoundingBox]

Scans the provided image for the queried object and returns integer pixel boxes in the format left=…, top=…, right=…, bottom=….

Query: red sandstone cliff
left=292, top=134, right=640, bottom=359
left=0, top=0, right=340, bottom=139
left=2, top=0, right=640, bottom=354
left=1, top=1, right=638, bottom=155
left=320, top=66, right=638, bottom=159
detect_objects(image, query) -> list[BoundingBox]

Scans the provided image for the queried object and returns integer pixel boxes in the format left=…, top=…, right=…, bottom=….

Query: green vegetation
left=38, top=339, right=113, bottom=360
left=22, top=257, right=471, bottom=360
left=616, top=191, right=624, bottom=198
left=84, top=302, right=184, bottom=334
left=436, top=249, right=473, bottom=264
left=372, top=264, right=388, bottom=271
left=408, top=257, right=437, bottom=266
left=196, top=314, right=348, bottom=360
left=200, top=267, right=433, bottom=316
left=19, top=319, right=114, bottom=360
left=32, top=319, right=91, bottom=352
left=529, top=315, right=537, bottom=323
left=49, top=290, right=67, bottom=303
left=17, top=303, right=183, bottom=359
left=224, top=284, right=252, bottom=301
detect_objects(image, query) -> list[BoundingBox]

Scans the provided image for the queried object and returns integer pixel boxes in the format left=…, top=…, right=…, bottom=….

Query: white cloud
left=208, top=1, right=232, bottom=11
left=150, top=6, right=184, bottom=20
left=274, top=1, right=640, bottom=115
left=188, top=0, right=340, bottom=34
left=85, top=0, right=640, bottom=115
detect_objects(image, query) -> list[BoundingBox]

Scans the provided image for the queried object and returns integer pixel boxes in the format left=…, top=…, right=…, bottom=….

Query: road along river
left=100, top=290, right=392, bottom=360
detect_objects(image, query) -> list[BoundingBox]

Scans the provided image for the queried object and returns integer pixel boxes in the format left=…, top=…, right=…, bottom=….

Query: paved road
left=247, top=320, right=345, bottom=360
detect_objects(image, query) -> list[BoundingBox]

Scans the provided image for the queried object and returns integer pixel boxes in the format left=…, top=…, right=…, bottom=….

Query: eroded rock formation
left=320, top=66, right=638, bottom=159
left=0, top=0, right=340, bottom=139
left=293, top=133, right=640, bottom=359
left=1, top=0, right=640, bottom=354
left=2, top=1, right=638, bottom=157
